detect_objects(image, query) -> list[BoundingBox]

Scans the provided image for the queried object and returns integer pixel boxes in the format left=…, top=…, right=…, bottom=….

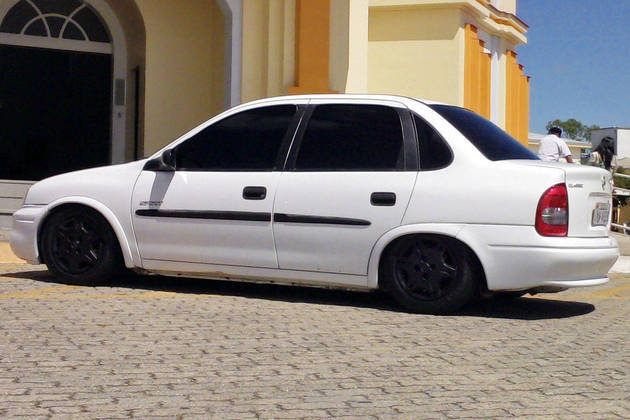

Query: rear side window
left=429, top=104, right=538, bottom=161
left=414, top=114, right=452, bottom=170
left=175, top=105, right=297, bottom=171
left=294, top=104, right=404, bottom=171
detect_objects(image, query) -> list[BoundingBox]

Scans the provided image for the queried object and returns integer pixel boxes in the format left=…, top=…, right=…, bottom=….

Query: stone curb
left=609, top=255, right=630, bottom=274
left=0, top=241, right=25, bottom=264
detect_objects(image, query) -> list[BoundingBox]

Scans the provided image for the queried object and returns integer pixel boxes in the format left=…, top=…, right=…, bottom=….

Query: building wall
left=241, top=0, right=295, bottom=102
left=103, top=0, right=146, bottom=161
left=496, top=0, right=516, bottom=14
left=619, top=130, right=630, bottom=160
left=135, top=0, right=225, bottom=155
left=367, top=7, right=463, bottom=105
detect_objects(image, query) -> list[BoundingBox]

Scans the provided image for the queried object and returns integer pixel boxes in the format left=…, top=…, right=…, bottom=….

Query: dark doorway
left=0, top=45, right=112, bottom=181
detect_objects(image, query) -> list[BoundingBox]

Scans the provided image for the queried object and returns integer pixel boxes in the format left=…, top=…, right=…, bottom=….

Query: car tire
left=40, top=207, right=123, bottom=286
left=382, top=235, right=476, bottom=314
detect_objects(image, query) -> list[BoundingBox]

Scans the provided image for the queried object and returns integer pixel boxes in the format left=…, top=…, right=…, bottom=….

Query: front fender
left=39, top=197, right=138, bottom=268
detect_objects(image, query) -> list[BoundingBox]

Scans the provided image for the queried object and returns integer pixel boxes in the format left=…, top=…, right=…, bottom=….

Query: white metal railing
left=611, top=173, right=630, bottom=233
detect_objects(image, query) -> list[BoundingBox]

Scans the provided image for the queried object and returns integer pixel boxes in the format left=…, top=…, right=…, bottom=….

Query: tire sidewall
left=41, top=208, right=121, bottom=286
left=383, top=236, right=476, bottom=314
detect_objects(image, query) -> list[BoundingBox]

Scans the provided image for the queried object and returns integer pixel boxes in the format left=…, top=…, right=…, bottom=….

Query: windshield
left=428, top=104, right=539, bottom=161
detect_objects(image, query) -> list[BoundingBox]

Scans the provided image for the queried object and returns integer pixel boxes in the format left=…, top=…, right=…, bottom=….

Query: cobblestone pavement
left=1, top=264, right=629, bottom=419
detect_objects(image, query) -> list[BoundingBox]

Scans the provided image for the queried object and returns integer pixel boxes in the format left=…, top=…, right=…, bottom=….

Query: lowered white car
left=11, top=95, right=619, bottom=314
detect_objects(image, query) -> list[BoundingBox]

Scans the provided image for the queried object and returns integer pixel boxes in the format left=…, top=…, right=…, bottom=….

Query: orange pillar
left=464, top=24, right=490, bottom=119
left=505, top=51, right=529, bottom=145
left=288, top=0, right=335, bottom=94
left=505, top=50, right=517, bottom=139
left=519, top=71, right=530, bottom=144
left=524, top=76, right=530, bottom=143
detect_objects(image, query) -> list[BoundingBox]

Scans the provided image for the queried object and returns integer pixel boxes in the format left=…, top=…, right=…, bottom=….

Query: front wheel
left=40, top=207, right=123, bottom=286
left=382, top=235, right=476, bottom=314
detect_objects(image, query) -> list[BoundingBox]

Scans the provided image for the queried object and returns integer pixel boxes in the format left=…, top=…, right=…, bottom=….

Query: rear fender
left=367, top=223, right=481, bottom=289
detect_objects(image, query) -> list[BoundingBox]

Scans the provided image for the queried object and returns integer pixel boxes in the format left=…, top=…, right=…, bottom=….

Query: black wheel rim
left=50, top=214, right=105, bottom=275
left=393, top=238, right=459, bottom=300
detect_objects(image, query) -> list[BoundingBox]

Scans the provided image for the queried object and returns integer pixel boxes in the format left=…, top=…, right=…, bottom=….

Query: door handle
left=243, top=186, right=267, bottom=200
left=371, top=192, right=396, bottom=206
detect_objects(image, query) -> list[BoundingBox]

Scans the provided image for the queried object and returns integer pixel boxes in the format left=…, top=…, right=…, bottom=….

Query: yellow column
left=288, top=0, right=335, bottom=94
left=345, top=0, right=368, bottom=93
left=464, top=24, right=477, bottom=112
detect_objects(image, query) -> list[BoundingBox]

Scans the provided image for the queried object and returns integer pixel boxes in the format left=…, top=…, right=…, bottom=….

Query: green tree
left=545, top=118, right=600, bottom=142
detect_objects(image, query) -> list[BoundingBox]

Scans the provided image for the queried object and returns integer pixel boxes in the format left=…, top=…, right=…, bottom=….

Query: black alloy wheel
left=383, top=235, right=476, bottom=314
left=41, top=207, right=122, bottom=285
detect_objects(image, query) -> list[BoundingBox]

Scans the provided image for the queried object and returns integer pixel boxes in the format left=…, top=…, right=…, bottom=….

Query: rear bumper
left=10, top=205, right=46, bottom=264
left=457, top=225, right=619, bottom=291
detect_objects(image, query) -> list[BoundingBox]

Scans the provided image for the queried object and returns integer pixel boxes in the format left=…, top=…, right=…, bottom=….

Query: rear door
left=272, top=99, right=418, bottom=277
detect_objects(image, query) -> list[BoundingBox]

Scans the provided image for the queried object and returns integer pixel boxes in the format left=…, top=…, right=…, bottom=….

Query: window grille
left=0, top=0, right=110, bottom=43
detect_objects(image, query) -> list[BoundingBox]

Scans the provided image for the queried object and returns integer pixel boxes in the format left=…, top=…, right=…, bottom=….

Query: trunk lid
left=563, top=164, right=613, bottom=237
left=510, top=161, right=613, bottom=237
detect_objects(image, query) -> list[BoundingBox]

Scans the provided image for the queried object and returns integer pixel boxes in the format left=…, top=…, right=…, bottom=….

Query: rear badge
left=567, top=183, right=583, bottom=188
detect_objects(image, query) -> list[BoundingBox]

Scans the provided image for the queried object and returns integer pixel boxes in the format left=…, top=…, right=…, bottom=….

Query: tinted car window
left=429, top=104, right=538, bottom=161
left=295, top=104, right=404, bottom=171
left=175, top=105, right=297, bottom=170
left=414, top=114, right=452, bottom=170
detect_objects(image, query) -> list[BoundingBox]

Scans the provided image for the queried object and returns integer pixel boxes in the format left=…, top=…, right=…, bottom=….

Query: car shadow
left=6, top=268, right=595, bottom=320
left=458, top=296, right=595, bottom=320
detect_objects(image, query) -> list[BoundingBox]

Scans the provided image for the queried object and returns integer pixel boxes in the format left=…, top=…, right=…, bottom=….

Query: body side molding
left=135, top=209, right=271, bottom=222
left=273, top=213, right=370, bottom=226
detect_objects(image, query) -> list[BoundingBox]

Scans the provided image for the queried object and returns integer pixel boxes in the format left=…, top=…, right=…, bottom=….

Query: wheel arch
left=367, top=224, right=488, bottom=291
left=37, top=197, right=135, bottom=268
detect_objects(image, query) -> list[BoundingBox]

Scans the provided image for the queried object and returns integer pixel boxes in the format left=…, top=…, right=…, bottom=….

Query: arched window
left=0, top=0, right=110, bottom=43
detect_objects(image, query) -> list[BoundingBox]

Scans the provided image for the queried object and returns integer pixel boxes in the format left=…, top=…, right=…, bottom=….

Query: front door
left=0, top=45, right=112, bottom=181
left=273, top=101, right=418, bottom=276
left=132, top=103, right=303, bottom=269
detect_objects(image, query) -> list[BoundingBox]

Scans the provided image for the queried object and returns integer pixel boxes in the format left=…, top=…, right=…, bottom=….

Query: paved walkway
left=0, top=264, right=629, bottom=418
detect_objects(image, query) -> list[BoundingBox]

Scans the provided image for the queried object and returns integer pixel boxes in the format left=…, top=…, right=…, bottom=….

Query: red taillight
left=536, top=183, right=568, bottom=237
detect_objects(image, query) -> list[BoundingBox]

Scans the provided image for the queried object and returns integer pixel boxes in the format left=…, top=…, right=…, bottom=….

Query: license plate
left=592, top=202, right=610, bottom=226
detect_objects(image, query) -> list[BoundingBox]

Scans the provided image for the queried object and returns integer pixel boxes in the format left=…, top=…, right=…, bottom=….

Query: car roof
left=242, top=94, right=448, bottom=108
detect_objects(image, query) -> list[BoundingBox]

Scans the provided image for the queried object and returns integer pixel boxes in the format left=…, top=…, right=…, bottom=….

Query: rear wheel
left=40, top=207, right=122, bottom=285
left=382, top=235, right=476, bottom=314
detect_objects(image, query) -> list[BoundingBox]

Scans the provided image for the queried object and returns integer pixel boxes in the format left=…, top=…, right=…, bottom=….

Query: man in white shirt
left=537, top=127, right=573, bottom=163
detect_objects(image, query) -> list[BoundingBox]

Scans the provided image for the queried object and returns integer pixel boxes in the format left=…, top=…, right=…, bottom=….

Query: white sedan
left=11, top=95, right=619, bottom=314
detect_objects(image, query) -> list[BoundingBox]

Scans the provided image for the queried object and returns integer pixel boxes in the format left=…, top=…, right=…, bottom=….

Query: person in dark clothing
left=588, top=136, right=616, bottom=171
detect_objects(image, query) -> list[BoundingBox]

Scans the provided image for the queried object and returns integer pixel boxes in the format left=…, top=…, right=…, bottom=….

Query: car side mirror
left=143, top=149, right=176, bottom=172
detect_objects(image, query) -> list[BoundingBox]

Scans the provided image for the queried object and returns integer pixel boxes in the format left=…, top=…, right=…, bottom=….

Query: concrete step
left=0, top=214, right=13, bottom=231
left=0, top=180, right=34, bottom=231
left=0, top=179, right=33, bottom=196
left=0, top=198, right=23, bottom=212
